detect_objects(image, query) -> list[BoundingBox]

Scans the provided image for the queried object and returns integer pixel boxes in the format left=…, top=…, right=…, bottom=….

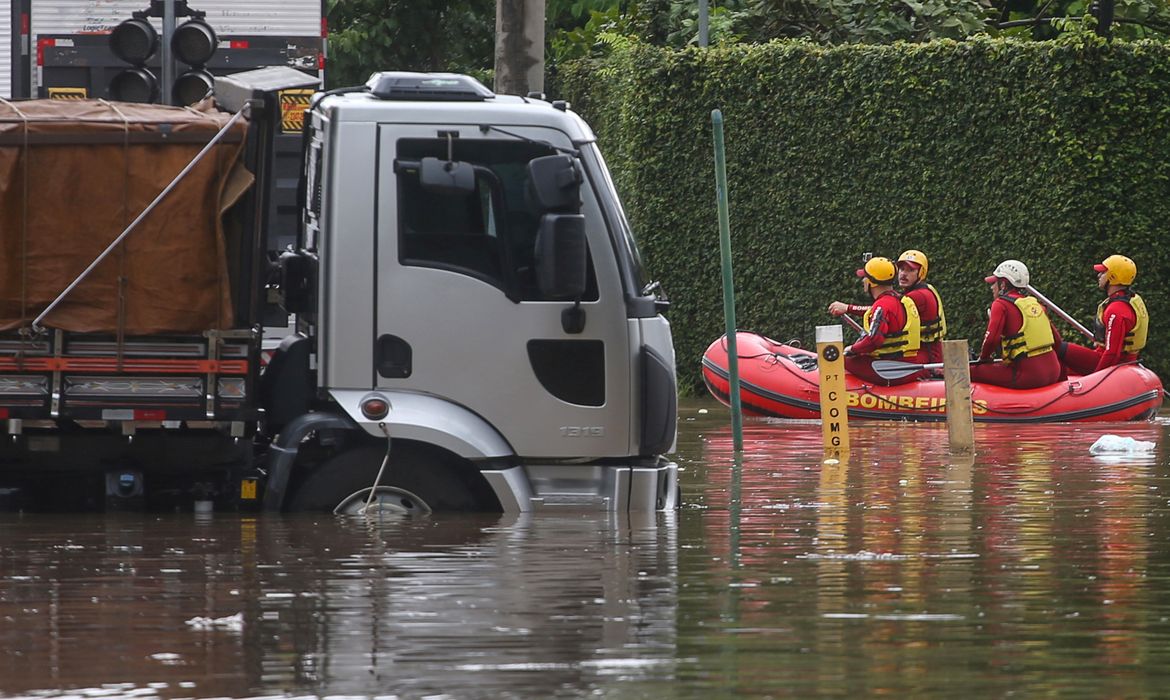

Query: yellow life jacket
left=863, top=294, right=921, bottom=358
left=908, top=282, right=947, bottom=343
left=1093, top=291, right=1147, bottom=354
left=1000, top=295, right=1054, bottom=363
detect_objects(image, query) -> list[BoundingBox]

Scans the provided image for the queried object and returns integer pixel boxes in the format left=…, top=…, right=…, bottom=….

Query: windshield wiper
left=478, top=124, right=579, bottom=156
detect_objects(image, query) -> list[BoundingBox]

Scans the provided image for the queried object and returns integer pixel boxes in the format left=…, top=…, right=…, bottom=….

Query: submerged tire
left=286, top=443, right=483, bottom=513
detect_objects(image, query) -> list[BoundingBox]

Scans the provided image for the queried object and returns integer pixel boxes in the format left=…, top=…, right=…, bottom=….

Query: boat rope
left=976, top=362, right=1129, bottom=415
left=848, top=363, right=1136, bottom=416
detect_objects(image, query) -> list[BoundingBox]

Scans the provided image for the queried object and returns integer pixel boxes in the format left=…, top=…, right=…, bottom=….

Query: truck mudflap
left=481, top=459, right=679, bottom=513
left=263, top=411, right=356, bottom=511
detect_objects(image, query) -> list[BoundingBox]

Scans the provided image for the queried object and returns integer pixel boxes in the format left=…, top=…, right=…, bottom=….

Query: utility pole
left=698, top=0, right=709, bottom=47
left=494, top=0, right=544, bottom=96
left=1094, top=0, right=1115, bottom=37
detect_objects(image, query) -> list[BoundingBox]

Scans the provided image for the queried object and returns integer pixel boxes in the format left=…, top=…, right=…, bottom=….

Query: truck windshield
left=397, top=138, right=599, bottom=302
left=581, top=143, right=651, bottom=296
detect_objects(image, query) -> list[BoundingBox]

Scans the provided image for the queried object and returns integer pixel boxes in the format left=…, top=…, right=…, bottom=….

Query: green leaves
left=326, top=0, right=495, bottom=88
left=561, top=39, right=1170, bottom=393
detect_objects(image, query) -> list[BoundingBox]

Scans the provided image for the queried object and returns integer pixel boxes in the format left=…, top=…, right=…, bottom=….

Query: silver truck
left=0, top=68, right=678, bottom=514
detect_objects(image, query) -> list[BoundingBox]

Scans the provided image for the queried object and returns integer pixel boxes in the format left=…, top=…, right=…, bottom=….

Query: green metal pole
left=712, top=109, right=743, bottom=452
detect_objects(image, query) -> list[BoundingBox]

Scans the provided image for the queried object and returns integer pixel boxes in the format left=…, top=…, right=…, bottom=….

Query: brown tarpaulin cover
left=0, top=99, right=248, bottom=334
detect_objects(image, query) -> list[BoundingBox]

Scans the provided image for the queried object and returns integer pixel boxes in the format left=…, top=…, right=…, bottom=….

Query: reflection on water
left=684, top=406, right=1170, bottom=696
left=3, top=399, right=1170, bottom=698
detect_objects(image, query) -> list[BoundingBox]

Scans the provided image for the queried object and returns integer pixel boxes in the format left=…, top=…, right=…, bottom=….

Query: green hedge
left=558, top=37, right=1170, bottom=394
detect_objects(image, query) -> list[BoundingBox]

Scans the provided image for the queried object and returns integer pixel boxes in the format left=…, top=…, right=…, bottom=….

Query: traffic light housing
left=172, top=17, right=218, bottom=105
left=107, top=3, right=219, bottom=106
left=109, top=15, right=159, bottom=102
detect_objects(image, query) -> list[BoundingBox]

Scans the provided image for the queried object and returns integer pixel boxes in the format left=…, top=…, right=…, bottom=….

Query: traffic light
left=109, top=15, right=160, bottom=102
left=108, top=2, right=219, bottom=106
left=171, top=17, right=218, bottom=105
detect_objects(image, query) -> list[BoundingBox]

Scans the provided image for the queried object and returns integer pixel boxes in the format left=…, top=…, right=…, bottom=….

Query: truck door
left=374, top=126, right=633, bottom=458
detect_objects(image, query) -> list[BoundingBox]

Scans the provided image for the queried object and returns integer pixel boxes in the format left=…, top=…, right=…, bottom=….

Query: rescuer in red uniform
left=828, top=257, right=923, bottom=386
left=970, top=260, right=1063, bottom=389
left=1058, top=255, right=1147, bottom=375
left=896, top=249, right=946, bottom=364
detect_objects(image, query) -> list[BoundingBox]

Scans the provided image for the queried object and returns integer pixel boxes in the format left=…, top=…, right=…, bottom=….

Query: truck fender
left=328, top=389, right=514, bottom=459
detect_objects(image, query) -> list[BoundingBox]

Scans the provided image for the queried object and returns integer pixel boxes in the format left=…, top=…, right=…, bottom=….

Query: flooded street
left=4, top=398, right=1170, bottom=698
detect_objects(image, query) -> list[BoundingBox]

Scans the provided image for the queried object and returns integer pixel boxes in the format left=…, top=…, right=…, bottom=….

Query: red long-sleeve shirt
left=903, top=285, right=939, bottom=326
left=903, top=284, right=941, bottom=362
left=851, top=291, right=907, bottom=356
left=1095, top=295, right=1139, bottom=371
left=978, top=292, right=1062, bottom=361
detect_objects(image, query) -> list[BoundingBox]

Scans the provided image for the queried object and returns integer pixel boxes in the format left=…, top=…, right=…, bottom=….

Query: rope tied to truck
left=363, top=422, right=394, bottom=519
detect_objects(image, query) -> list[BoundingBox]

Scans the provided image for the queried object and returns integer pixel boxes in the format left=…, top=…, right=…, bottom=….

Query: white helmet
left=985, top=259, right=1029, bottom=288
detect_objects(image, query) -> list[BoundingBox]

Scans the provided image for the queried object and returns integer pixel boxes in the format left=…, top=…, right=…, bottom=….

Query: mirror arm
left=561, top=299, right=586, bottom=334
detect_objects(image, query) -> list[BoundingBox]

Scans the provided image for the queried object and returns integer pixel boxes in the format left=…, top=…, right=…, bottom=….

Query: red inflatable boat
left=702, top=332, right=1163, bottom=422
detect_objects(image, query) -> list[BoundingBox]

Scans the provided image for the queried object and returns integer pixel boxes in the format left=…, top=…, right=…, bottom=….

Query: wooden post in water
left=816, top=325, right=849, bottom=462
left=943, top=339, right=974, bottom=452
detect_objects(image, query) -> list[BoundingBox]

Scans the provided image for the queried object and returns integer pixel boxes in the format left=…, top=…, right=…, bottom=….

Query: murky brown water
left=3, top=398, right=1170, bottom=698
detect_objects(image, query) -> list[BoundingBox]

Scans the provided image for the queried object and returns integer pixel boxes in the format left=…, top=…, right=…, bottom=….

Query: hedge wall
left=558, top=37, right=1170, bottom=394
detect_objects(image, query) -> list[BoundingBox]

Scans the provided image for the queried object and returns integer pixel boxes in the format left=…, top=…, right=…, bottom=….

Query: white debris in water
left=184, top=612, right=243, bottom=632
left=1089, top=434, right=1156, bottom=455
left=800, top=550, right=910, bottom=561
left=823, top=612, right=964, bottom=621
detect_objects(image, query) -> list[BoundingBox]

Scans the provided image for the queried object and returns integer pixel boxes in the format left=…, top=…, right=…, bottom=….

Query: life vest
left=1092, top=290, right=1147, bottom=354
left=907, top=282, right=947, bottom=343
left=863, top=293, right=921, bottom=358
left=1000, top=294, right=1054, bottom=363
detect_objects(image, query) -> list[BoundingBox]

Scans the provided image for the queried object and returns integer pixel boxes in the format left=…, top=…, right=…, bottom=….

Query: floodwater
left=3, top=398, right=1170, bottom=698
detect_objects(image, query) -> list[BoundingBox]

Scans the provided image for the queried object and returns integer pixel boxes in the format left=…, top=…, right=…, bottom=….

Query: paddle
left=840, top=314, right=865, bottom=335
left=1026, top=284, right=1094, bottom=341
left=872, top=358, right=999, bottom=381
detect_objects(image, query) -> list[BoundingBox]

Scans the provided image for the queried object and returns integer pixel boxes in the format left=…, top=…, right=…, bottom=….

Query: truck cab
left=247, top=71, right=678, bottom=514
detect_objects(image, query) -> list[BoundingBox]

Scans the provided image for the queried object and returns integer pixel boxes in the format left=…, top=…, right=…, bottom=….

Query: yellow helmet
left=1093, top=255, right=1136, bottom=286
left=856, top=257, right=897, bottom=285
left=897, top=249, right=929, bottom=279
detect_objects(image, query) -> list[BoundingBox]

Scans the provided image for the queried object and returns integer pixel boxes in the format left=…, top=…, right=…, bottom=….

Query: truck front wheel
left=286, top=443, right=481, bottom=514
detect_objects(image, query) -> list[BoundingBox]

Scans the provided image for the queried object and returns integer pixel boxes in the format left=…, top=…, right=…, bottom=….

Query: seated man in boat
left=896, top=249, right=946, bottom=364
left=828, top=257, right=924, bottom=385
left=1057, top=255, right=1147, bottom=375
left=970, top=259, right=1063, bottom=389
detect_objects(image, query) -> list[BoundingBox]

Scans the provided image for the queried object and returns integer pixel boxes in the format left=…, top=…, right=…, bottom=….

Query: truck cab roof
left=318, top=74, right=597, bottom=143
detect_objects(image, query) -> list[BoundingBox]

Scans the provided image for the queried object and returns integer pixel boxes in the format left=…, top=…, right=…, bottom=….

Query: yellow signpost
left=816, top=325, right=849, bottom=461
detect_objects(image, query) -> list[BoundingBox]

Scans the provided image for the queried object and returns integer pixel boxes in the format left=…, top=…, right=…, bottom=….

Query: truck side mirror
left=419, top=156, right=475, bottom=194
left=527, top=154, right=581, bottom=213
left=536, top=213, right=587, bottom=300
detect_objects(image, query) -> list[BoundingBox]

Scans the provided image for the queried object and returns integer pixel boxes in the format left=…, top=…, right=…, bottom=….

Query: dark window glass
left=397, top=138, right=598, bottom=301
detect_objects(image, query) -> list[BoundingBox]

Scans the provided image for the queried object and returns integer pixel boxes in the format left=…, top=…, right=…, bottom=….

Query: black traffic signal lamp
left=109, top=16, right=160, bottom=102
left=171, top=18, right=218, bottom=105
left=108, top=2, right=219, bottom=105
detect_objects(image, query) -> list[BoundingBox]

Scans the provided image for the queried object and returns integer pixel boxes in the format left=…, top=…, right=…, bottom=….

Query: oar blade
left=871, top=359, right=924, bottom=380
